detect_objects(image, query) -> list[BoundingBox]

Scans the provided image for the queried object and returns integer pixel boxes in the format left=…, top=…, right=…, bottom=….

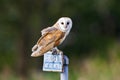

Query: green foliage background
left=0, top=0, right=120, bottom=80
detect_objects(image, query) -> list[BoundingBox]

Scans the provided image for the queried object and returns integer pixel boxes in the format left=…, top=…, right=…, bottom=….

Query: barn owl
left=31, top=17, right=72, bottom=57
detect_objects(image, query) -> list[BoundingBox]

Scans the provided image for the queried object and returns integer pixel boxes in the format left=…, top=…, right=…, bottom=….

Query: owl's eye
left=61, top=22, right=64, bottom=25
left=67, top=22, right=69, bottom=25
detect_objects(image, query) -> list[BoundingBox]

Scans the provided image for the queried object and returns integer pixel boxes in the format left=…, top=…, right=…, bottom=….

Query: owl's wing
left=41, top=27, right=56, bottom=35
left=31, top=27, right=58, bottom=57
left=31, top=28, right=65, bottom=57
left=32, top=27, right=56, bottom=52
left=37, top=27, right=57, bottom=44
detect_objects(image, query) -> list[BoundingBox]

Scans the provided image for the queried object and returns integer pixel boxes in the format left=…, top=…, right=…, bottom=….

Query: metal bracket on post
left=43, top=51, right=69, bottom=80
left=60, top=55, right=69, bottom=80
left=43, top=51, right=64, bottom=72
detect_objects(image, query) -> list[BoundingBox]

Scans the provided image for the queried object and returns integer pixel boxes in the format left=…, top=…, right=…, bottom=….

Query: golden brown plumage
left=41, top=28, right=64, bottom=54
left=31, top=17, right=72, bottom=57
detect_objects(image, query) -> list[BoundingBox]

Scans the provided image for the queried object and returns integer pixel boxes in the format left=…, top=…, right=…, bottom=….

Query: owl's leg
left=52, top=47, right=63, bottom=54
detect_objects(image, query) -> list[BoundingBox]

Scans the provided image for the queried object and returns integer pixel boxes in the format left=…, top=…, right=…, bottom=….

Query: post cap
left=63, top=55, right=69, bottom=65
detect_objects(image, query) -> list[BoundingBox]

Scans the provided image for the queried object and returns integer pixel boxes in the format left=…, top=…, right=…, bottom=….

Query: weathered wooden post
left=43, top=51, right=69, bottom=80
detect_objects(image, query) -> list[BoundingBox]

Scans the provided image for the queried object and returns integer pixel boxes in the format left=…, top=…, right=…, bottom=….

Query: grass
left=1, top=57, right=120, bottom=80
left=0, top=57, right=120, bottom=80
left=0, top=42, right=120, bottom=80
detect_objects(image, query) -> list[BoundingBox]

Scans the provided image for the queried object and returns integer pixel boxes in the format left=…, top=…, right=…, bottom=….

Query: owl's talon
left=51, top=47, right=60, bottom=55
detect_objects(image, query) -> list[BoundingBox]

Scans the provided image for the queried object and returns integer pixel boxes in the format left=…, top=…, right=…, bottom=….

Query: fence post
left=60, top=55, right=69, bottom=80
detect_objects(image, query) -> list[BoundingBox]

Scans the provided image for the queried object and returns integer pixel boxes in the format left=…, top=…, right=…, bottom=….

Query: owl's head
left=55, top=17, right=72, bottom=35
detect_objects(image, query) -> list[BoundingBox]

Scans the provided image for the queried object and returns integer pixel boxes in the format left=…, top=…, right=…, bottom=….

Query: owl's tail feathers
left=32, top=44, right=38, bottom=52
left=31, top=45, right=42, bottom=57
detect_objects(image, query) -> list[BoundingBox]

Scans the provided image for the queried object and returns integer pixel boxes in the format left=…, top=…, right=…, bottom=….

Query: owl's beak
left=65, top=26, right=67, bottom=28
